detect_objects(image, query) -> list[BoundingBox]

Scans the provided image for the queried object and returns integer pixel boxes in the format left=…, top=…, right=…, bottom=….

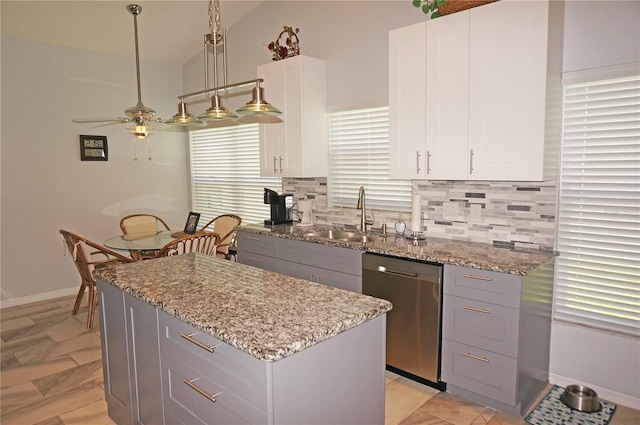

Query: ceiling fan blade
left=92, top=121, right=131, bottom=128
left=72, top=117, right=128, bottom=124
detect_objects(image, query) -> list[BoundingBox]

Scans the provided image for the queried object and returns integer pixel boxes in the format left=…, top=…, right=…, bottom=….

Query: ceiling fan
left=72, top=4, right=162, bottom=141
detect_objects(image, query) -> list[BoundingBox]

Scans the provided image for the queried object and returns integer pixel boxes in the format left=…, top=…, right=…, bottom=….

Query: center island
left=93, top=253, right=392, bottom=425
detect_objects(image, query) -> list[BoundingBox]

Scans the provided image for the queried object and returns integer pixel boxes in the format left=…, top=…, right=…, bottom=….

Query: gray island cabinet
left=94, top=253, right=392, bottom=425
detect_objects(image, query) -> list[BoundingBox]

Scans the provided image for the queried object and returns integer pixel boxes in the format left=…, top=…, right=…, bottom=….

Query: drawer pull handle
left=183, top=378, right=222, bottom=403
left=463, top=305, right=491, bottom=314
left=462, top=352, right=489, bottom=362
left=463, top=274, right=493, bottom=282
left=247, top=256, right=262, bottom=262
left=247, top=236, right=261, bottom=241
left=180, top=333, right=219, bottom=353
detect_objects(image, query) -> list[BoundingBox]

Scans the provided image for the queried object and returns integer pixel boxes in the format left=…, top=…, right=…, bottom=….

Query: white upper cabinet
left=258, top=55, right=327, bottom=177
left=389, top=0, right=564, bottom=181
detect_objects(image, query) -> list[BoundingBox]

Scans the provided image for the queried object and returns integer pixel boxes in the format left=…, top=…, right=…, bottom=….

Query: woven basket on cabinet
left=438, top=0, right=496, bottom=16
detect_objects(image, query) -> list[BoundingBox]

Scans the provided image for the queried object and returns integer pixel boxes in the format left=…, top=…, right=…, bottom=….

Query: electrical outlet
left=470, top=204, right=482, bottom=222
left=443, top=202, right=459, bottom=220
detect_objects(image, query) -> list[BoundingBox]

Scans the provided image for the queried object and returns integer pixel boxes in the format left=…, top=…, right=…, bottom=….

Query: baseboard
left=549, top=372, right=640, bottom=410
left=0, top=287, right=78, bottom=309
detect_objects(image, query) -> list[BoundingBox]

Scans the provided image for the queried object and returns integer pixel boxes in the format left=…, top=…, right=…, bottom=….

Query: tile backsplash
left=283, top=178, right=557, bottom=251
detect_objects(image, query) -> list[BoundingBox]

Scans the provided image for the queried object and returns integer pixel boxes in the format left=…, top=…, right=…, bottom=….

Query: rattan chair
left=60, top=229, right=134, bottom=328
left=156, top=232, right=221, bottom=258
left=198, top=214, right=242, bottom=259
left=119, top=214, right=171, bottom=260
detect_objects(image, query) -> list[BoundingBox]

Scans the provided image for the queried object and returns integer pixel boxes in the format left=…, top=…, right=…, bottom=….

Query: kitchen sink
left=304, top=230, right=376, bottom=243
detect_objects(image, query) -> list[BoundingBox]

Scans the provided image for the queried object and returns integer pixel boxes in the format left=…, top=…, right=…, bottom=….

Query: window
left=555, top=70, right=640, bottom=337
left=189, top=124, right=280, bottom=225
left=328, top=106, right=411, bottom=211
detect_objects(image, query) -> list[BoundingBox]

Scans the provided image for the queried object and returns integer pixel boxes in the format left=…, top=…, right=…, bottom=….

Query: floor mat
left=525, top=385, right=617, bottom=425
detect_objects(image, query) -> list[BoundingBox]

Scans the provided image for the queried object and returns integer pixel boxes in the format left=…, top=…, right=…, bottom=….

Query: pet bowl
left=560, top=385, right=602, bottom=413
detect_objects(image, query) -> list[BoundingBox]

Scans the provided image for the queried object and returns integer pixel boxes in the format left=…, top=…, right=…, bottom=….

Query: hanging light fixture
left=165, top=0, right=282, bottom=128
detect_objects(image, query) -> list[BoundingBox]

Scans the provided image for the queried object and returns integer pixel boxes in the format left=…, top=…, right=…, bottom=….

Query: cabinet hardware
left=247, top=236, right=261, bottom=241
left=462, top=352, right=489, bottom=362
left=463, top=274, right=493, bottom=282
left=183, top=378, right=223, bottom=402
left=469, top=149, right=474, bottom=174
left=279, top=156, right=283, bottom=173
left=377, top=266, right=419, bottom=279
left=426, top=151, right=431, bottom=175
left=416, top=151, right=421, bottom=174
left=273, top=156, right=278, bottom=174
left=180, top=333, right=220, bottom=353
left=247, top=256, right=262, bottom=262
left=463, top=305, right=491, bottom=314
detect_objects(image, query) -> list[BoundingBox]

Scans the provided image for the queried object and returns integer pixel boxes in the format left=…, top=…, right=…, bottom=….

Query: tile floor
left=1, top=295, right=639, bottom=425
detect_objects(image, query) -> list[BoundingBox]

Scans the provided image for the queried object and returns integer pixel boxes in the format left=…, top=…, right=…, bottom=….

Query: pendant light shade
left=236, top=86, right=282, bottom=116
left=197, top=94, right=238, bottom=121
left=164, top=101, right=206, bottom=126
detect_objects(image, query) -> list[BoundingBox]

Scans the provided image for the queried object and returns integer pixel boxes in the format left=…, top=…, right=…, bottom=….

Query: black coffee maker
left=264, top=188, right=294, bottom=225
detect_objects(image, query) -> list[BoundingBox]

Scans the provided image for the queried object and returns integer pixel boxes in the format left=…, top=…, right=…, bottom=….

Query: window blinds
left=328, top=106, right=411, bottom=211
left=189, top=124, right=280, bottom=225
left=555, top=74, right=640, bottom=336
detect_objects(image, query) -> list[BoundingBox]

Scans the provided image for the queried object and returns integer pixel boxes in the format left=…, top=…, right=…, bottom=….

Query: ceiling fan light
left=236, top=86, right=282, bottom=116
left=197, top=94, right=238, bottom=121
left=128, top=123, right=151, bottom=139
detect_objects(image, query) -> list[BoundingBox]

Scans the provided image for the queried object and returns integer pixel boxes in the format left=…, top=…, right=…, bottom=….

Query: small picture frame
left=80, top=135, right=108, bottom=161
left=183, top=212, right=200, bottom=234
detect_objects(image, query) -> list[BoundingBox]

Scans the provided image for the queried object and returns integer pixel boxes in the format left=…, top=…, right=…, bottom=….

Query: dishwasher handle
left=377, top=266, right=419, bottom=279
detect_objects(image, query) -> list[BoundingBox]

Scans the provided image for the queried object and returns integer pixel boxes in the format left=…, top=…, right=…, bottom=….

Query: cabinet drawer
left=279, top=259, right=362, bottom=293
left=441, top=339, right=517, bottom=406
left=443, top=295, right=519, bottom=357
left=158, top=311, right=268, bottom=411
left=444, top=265, right=521, bottom=308
left=162, top=353, right=267, bottom=425
left=280, top=238, right=363, bottom=276
left=236, top=231, right=279, bottom=257
left=236, top=252, right=279, bottom=273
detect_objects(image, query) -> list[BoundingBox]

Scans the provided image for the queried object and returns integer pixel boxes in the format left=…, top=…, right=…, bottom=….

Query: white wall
left=1, top=37, right=190, bottom=304
left=182, top=0, right=640, bottom=408
left=551, top=0, right=640, bottom=409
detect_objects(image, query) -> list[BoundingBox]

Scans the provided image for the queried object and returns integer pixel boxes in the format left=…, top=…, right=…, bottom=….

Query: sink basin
left=304, top=230, right=376, bottom=243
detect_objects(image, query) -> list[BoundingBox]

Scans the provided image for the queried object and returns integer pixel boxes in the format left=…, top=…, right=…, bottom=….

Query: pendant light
left=166, top=0, right=282, bottom=128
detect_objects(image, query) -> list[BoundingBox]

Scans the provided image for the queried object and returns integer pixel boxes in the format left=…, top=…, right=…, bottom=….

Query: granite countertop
left=93, top=253, right=392, bottom=363
left=239, top=223, right=558, bottom=275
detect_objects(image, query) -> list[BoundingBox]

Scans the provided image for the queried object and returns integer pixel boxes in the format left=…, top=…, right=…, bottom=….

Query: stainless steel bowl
left=560, top=385, right=602, bottom=412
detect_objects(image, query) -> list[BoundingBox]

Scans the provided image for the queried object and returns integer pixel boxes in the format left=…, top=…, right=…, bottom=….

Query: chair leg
left=72, top=282, right=87, bottom=315
left=86, top=284, right=97, bottom=328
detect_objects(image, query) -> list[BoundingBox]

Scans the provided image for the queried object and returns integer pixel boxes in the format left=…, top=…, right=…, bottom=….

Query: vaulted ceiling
left=1, top=1, right=262, bottom=65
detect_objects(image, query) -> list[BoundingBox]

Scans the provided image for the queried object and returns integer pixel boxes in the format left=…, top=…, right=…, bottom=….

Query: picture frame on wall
left=183, top=212, right=200, bottom=234
left=79, top=135, right=108, bottom=161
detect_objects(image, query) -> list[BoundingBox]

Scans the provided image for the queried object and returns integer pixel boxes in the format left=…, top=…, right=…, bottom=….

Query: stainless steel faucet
left=357, top=186, right=374, bottom=232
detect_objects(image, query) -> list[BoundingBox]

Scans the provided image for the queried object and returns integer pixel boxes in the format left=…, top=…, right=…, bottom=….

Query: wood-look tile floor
left=2, top=295, right=639, bottom=425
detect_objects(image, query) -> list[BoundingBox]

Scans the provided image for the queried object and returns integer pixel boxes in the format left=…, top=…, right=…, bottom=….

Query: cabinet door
left=258, top=56, right=327, bottom=178
left=258, top=61, right=289, bottom=177
left=388, top=22, right=426, bottom=180
left=124, top=293, right=163, bottom=425
left=425, top=11, right=470, bottom=180
left=468, top=0, right=550, bottom=180
left=97, top=281, right=132, bottom=425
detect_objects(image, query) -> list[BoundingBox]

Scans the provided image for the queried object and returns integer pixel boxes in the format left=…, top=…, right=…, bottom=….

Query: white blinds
left=555, top=74, right=640, bottom=336
left=328, top=107, right=411, bottom=210
left=189, top=124, right=281, bottom=225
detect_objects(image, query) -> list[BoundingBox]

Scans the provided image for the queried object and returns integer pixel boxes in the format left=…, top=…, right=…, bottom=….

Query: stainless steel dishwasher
left=362, top=253, right=445, bottom=390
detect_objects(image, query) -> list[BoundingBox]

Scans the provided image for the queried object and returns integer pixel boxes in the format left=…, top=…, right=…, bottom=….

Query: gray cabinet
left=98, top=279, right=387, bottom=424
left=441, top=263, right=554, bottom=417
left=236, top=230, right=363, bottom=292
left=236, top=231, right=279, bottom=273
left=97, top=281, right=163, bottom=425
